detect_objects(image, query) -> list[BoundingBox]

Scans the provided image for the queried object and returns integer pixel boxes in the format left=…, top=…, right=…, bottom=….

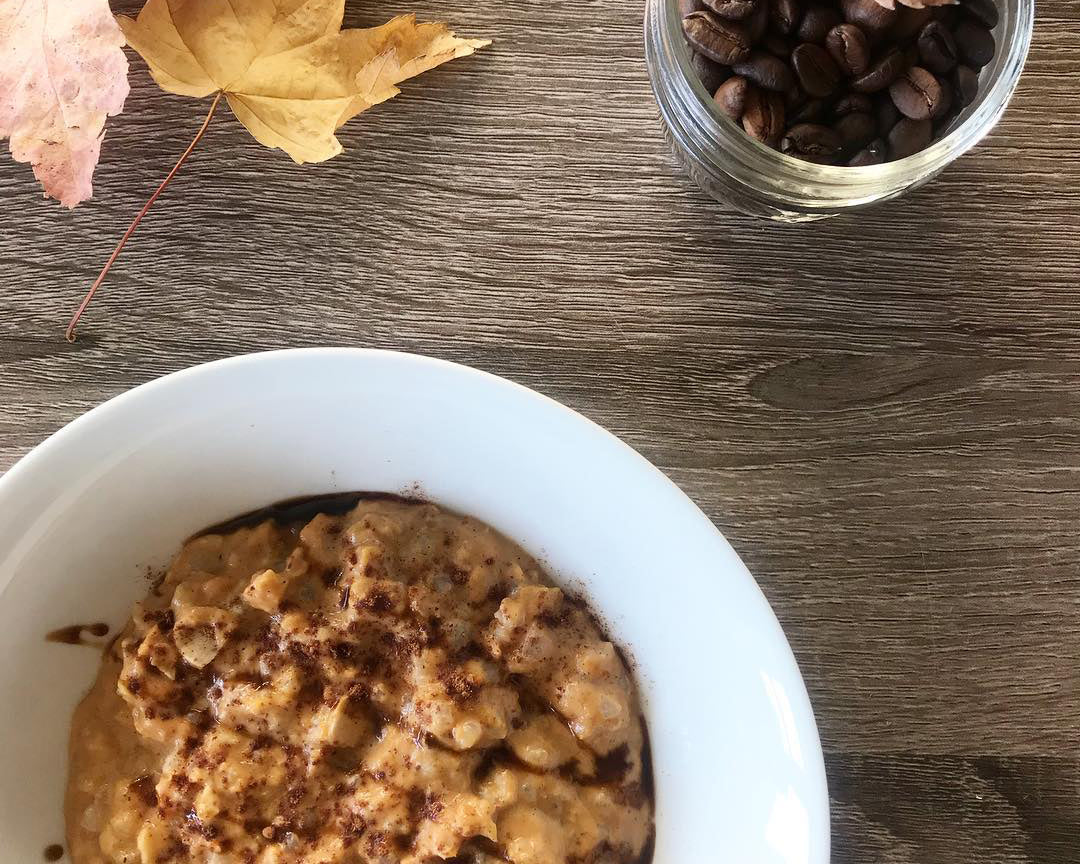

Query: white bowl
left=0, top=348, right=828, bottom=863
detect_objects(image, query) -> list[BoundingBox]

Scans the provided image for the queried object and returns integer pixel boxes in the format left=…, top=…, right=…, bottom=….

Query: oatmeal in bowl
left=66, top=494, right=654, bottom=864
left=0, top=348, right=829, bottom=864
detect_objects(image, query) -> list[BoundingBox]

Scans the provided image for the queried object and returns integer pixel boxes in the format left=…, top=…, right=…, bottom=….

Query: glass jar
left=644, top=0, right=1034, bottom=221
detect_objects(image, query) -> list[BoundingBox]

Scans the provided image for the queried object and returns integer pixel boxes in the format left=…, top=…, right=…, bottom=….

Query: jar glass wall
left=644, top=0, right=1034, bottom=221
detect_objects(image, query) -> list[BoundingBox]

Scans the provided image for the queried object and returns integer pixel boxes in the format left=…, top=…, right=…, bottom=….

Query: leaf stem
left=66, top=90, right=225, bottom=343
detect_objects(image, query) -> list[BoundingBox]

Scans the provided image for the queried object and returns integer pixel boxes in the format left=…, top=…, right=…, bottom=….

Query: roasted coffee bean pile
left=679, top=0, right=998, bottom=165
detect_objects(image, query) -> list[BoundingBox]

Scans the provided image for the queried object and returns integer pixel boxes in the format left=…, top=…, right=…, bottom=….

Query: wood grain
left=2, top=0, right=1080, bottom=859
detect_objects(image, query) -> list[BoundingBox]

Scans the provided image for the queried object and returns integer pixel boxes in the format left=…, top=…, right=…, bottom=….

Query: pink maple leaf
left=0, top=0, right=129, bottom=208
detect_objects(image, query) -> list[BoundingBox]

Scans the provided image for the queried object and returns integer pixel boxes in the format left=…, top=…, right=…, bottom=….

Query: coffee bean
left=825, top=23, right=870, bottom=75
left=792, top=43, right=842, bottom=97
left=679, top=0, right=706, bottom=17
left=683, top=11, right=753, bottom=64
left=704, top=0, right=759, bottom=21
left=841, top=0, right=897, bottom=35
left=962, top=0, right=999, bottom=29
left=742, top=88, right=786, bottom=145
left=933, top=102, right=961, bottom=136
left=903, top=41, right=920, bottom=68
left=763, top=32, right=791, bottom=57
left=875, top=93, right=900, bottom=134
left=692, top=51, right=730, bottom=93
left=889, top=66, right=942, bottom=120
left=833, top=93, right=874, bottom=116
left=771, top=0, right=802, bottom=34
left=781, top=123, right=843, bottom=162
left=917, top=21, right=958, bottom=75
left=937, top=6, right=961, bottom=28
left=784, top=83, right=806, bottom=108
left=796, top=5, right=842, bottom=43
left=932, top=78, right=953, bottom=119
left=851, top=47, right=907, bottom=92
left=714, top=75, right=751, bottom=119
left=891, top=6, right=933, bottom=41
left=887, top=116, right=932, bottom=159
left=847, top=138, right=887, bottom=165
left=833, top=111, right=877, bottom=152
left=733, top=51, right=796, bottom=91
left=747, top=0, right=770, bottom=40
left=952, top=64, right=979, bottom=106
left=790, top=98, right=826, bottom=122
left=954, top=19, right=995, bottom=68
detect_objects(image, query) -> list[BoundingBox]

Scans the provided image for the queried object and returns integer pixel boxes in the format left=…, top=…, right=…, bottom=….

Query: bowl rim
left=0, top=347, right=831, bottom=861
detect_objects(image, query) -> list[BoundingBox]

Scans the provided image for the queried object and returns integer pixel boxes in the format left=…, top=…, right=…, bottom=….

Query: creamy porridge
left=65, top=495, right=654, bottom=864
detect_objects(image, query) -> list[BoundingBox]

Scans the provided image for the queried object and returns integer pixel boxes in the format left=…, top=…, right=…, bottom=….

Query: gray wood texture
left=2, top=0, right=1080, bottom=859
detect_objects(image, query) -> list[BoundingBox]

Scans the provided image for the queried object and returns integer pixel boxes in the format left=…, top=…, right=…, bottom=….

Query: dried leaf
left=118, top=0, right=489, bottom=163
left=0, top=0, right=129, bottom=207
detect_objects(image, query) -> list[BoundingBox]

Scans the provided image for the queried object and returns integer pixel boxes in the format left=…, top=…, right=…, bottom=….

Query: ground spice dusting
left=128, top=775, right=158, bottom=808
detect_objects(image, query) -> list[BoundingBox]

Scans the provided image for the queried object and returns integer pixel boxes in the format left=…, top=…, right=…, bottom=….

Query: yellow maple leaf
left=64, top=0, right=487, bottom=342
left=117, top=0, right=489, bottom=163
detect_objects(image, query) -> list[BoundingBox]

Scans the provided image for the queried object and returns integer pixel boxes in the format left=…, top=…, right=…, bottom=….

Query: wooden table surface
left=3, top=0, right=1080, bottom=859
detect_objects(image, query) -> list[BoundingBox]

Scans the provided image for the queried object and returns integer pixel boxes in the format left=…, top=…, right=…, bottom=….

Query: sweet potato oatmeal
left=65, top=495, right=654, bottom=864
